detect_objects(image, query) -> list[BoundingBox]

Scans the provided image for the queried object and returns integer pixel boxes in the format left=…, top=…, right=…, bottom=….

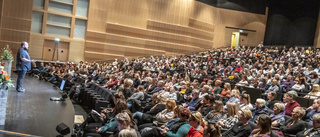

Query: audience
left=30, top=46, right=320, bottom=137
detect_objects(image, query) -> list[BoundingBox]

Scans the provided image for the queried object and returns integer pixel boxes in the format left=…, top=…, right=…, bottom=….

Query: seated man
left=183, top=89, right=201, bottom=111
left=297, top=113, right=320, bottom=137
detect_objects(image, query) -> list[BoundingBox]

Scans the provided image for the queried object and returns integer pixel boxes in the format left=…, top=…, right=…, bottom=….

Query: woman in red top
left=186, top=111, right=204, bottom=137
left=220, top=83, right=231, bottom=97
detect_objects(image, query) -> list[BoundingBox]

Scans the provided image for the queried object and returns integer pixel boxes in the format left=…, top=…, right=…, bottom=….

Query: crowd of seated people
left=27, top=45, right=320, bottom=137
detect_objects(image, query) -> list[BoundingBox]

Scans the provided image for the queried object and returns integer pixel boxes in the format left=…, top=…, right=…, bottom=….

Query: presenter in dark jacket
left=16, top=41, right=36, bottom=92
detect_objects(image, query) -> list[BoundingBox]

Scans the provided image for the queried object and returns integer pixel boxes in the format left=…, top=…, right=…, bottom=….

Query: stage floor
left=0, top=73, right=74, bottom=137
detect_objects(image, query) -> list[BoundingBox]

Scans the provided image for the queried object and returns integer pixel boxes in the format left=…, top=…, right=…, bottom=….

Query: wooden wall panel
left=87, top=0, right=110, bottom=31
left=147, top=20, right=214, bottom=41
left=29, top=33, right=45, bottom=60
left=2, top=0, right=33, bottom=19
left=0, top=29, right=30, bottom=42
left=106, top=23, right=213, bottom=49
left=1, top=17, right=32, bottom=31
left=107, top=0, right=148, bottom=28
left=69, top=40, right=85, bottom=62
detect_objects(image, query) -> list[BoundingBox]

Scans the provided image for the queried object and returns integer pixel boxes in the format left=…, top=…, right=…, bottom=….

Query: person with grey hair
left=250, top=98, right=271, bottom=123
left=119, top=129, right=137, bottom=137
left=297, top=113, right=320, bottom=137
left=183, top=89, right=201, bottom=111
left=285, top=91, right=301, bottom=116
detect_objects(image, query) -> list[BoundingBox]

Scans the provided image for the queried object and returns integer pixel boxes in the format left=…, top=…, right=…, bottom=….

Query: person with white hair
left=250, top=98, right=271, bottom=123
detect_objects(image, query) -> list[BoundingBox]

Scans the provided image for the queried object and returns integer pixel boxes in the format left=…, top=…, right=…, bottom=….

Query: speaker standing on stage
left=16, top=41, right=36, bottom=92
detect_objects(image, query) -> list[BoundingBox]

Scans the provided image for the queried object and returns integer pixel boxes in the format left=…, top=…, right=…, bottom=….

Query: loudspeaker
left=56, top=123, right=70, bottom=135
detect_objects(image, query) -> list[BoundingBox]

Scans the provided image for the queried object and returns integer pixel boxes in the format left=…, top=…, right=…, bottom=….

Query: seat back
left=244, top=87, right=262, bottom=104
left=295, top=96, right=309, bottom=108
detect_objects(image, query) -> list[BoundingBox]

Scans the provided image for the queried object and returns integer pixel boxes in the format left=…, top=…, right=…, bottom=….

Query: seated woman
left=204, top=100, right=224, bottom=123
left=220, top=82, right=231, bottom=97
left=113, top=110, right=140, bottom=137
left=267, top=91, right=281, bottom=110
left=163, top=108, right=192, bottom=137
left=127, top=85, right=145, bottom=110
left=225, top=89, right=240, bottom=108
left=258, top=77, right=269, bottom=91
left=160, top=86, right=177, bottom=100
left=236, top=75, right=249, bottom=86
left=140, top=105, right=183, bottom=137
left=279, top=107, right=306, bottom=135
left=305, top=84, right=320, bottom=99
left=139, top=99, right=176, bottom=130
left=133, top=94, right=167, bottom=126
left=265, top=79, right=279, bottom=94
left=270, top=103, right=285, bottom=127
left=186, top=111, right=205, bottom=137
left=96, top=100, right=128, bottom=134
left=198, top=95, right=214, bottom=116
left=307, top=71, right=319, bottom=85
left=203, top=123, right=221, bottom=137
left=223, top=109, right=256, bottom=137
left=216, top=102, right=239, bottom=130
left=306, top=99, right=320, bottom=125
left=249, top=114, right=273, bottom=137
left=291, top=78, right=306, bottom=92
left=239, top=93, right=253, bottom=112
left=211, top=80, right=222, bottom=95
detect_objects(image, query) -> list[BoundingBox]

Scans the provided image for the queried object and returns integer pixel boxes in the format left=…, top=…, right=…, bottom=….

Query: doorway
left=231, top=32, right=240, bottom=49
left=42, top=39, right=69, bottom=61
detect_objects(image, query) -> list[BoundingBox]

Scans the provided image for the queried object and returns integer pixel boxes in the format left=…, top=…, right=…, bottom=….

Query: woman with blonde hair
left=305, top=84, right=320, bottom=99
left=220, top=83, right=231, bottom=97
left=186, top=111, right=205, bottom=137
left=217, top=103, right=239, bottom=130
left=239, top=93, right=253, bottom=111
left=225, top=89, right=240, bottom=108
left=205, top=100, right=225, bottom=123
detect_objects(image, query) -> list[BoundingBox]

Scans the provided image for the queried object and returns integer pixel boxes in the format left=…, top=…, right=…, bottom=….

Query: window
left=31, top=11, right=43, bottom=33
left=76, top=0, right=88, bottom=17
left=48, top=1, right=73, bottom=15
left=47, top=14, right=72, bottom=28
left=33, top=0, right=45, bottom=9
left=74, top=19, right=87, bottom=39
left=46, top=25, right=70, bottom=37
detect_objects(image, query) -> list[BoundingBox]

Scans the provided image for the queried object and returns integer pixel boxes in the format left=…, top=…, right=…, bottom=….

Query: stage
left=0, top=73, right=75, bottom=137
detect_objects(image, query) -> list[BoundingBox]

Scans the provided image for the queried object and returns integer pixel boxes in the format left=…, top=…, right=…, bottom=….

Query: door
left=231, top=34, right=236, bottom=49
left=239, top=33, right=248, bottom=46
left=43, top=39, right=69, bottom=61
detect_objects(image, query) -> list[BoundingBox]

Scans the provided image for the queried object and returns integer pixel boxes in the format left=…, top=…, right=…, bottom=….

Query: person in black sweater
left=132, top=94, right=167, bottom=126
left=279, top=107, right=306, bottom=136
left=198, top=95, right=214, bottom=116
left=223, top=109, right=257, bottom=137
left=297, top=113, right=320, bottom=137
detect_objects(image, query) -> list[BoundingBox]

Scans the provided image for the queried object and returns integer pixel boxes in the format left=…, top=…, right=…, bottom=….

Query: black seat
left=295, top=96, right=309, bottom=108
left=244, top=87, right=262, bottom=104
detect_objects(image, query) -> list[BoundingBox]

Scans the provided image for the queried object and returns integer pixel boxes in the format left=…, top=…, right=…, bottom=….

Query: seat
left=244, top=87, right=262, bottom=104
left=295, top=96, right=309, bottom=108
